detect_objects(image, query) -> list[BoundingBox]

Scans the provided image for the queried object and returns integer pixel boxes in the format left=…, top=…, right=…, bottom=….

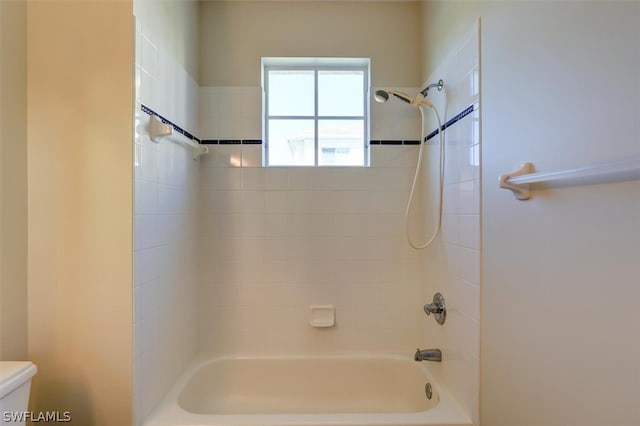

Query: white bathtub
left=144, top=355, right=471, bottom=426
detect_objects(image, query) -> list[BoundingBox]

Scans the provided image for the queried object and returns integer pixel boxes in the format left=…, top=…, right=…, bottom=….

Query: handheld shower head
left=374, top=89, right=434, bottom=108
left=374, top=90, right=390, bottom=103
left=374, top=89, right=413, bottom=104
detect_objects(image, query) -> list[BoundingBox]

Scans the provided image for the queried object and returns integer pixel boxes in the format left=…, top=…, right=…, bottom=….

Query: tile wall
left=133, top=15, right=200, bottom=425
left=419, top=21, right=480, bottom=425
left=134, top=22, right=478, bottom=418
left=197, top=85, right=428, bottom=355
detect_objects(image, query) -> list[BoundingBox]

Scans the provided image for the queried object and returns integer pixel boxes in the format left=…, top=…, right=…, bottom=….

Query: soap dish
left=309, top=305, right=335, bottom=328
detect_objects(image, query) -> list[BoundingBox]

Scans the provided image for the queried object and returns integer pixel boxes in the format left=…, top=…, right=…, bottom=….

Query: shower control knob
left=423, top=293, right=446, bottom=325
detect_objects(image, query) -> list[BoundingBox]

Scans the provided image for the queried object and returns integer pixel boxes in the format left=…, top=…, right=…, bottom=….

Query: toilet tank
left=0, top=362, right=37, bottom=426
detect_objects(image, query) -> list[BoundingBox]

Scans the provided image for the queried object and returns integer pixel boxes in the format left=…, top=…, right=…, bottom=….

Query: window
left=263, top=58, right=370, bottom=166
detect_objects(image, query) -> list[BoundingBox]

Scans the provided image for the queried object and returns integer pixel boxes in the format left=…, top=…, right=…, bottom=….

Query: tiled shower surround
left=133, top=8, right=480, bottom=423
left=198, top=145, right=424, bottom=354
left=195, top=84, right=429, bottom=354
left=420, top=21, right=481, bottom=425
left=133, top=8, right=200, bottom=424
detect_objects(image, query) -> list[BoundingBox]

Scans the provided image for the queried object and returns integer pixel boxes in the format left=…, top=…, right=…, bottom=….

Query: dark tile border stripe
left=370, top=140, right=420, bottom=146
left=142, top=102, right=476, bottom=148
left=425, top=103, right=477, bottom=142
left=200, top=139, right=263, bottom=145
left=140, top=103, right=202, bottom=145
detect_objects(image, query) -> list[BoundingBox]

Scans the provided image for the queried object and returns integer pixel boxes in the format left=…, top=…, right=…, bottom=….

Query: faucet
left=414, top=348, right=442, bottom=362
left=423, top=292, right=446, bottom=325
left=423, top=302, right=444, bottom=315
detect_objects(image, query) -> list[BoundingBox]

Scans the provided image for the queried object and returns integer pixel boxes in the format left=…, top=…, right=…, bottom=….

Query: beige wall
left=199, top=1, right=422, bottom=87
left=0, top=0, right=28, bottom=361
left=27, top=1, right=134, bottom=424
left=422, top=2, right=640, bottom=425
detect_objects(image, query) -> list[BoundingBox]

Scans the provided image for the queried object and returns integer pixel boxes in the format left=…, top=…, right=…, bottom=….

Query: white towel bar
left=149, top=115, right=208, bottom=160
left=499, top=155, right=640, bottom=200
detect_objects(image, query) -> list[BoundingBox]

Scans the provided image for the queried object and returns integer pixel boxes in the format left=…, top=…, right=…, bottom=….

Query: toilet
left=0, top=362, right=37, bottom=426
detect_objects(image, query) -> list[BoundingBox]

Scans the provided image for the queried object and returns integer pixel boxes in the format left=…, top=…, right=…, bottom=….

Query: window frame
left=263, top=58, right=370, bottom=167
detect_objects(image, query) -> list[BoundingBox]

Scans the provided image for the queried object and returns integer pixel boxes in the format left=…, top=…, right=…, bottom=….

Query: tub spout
left=414, top=348, right=442, bottom=362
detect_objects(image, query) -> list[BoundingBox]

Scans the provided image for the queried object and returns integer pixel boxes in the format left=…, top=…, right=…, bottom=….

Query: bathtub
left=144, top=355, right=471, bottom=426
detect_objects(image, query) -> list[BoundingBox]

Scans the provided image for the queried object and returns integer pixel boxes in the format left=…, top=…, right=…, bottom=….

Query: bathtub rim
left=143, top=353, right=472, bottom=426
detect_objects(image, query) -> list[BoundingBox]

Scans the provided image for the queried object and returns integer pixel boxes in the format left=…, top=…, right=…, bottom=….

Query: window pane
left=318, top=120, right=364, bottom=166
left=268, top=119, right=315, bottom=166
left=268, top=70, right=314, bottom=116
left=318, top=70, right=364, bottom=117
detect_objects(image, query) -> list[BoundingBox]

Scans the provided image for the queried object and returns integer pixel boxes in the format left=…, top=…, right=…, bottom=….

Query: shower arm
left=420, top=79, right=444, bottom=97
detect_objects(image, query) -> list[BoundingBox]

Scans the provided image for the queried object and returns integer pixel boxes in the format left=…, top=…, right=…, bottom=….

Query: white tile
left=211, top=168, right=242, bottom=191
left=366, top=167, right=413, bottom=191
left=157, top=47, right=177, bottom=122
left=186, top=76, right=200, bottom=133
left=367, top=191, right=409, bottom=214
left=456, top=113, right=475, bottom=148
left=288, top=191, right=316, bottom=214
left=458, top=31, right=479, bottom=76
left=444, top=242, right=480, bottom=285
left=458, top=214, right=480, bottom=250
left=135, top=20, right=143, bottom=67
left=458, top=144, right=479, bottom=183
left=135, top=67, right=142, bottom=105
left=242, top=167, right=265, bottom=190
left=264, top=214, right=294, bottom=237
left=157, top=214, right=184, bottom=246
left=134, top=248, right=158, bottom=286
left=134, top=214, right=158, bottom=251
left=206, top=146, right=242, bottom=168
left=239, top=191, right=265, bottom=214
left=140, top=34, right=159, bottom=78
left=287, top=168, right=314, bottom=190
left=134, top=143, right=142, bottom=179
left=139, top=140, right=159, bottom=182
left=370, top=146, right=418, bottom=168
left=158, top=185, right=183, bottom=215
left=448, top=311, right=480, bottom=360
left=242, top=146, right=263, bottom=167
left=243, top=117, right=263, bottom=140
left=471, top=67, right=480, bottom=100
left=264, top=191, right=289, bottom=214
left=211, top=237, right=265, bottom=261
left=308, top=191, right=340, bottom=214
left=199, top=87, right=219, bottom=117
left=310, top=169, right=335, bottom=191
left=218, top=117, right=242, bottom=140
left=135, top=180, right=157, bottom=215
left=450, top=276, right=480, bottom=321
left=201, top=190, right=240, bottom=213
left=199, top=116, right=219, bottom=140
left=457, top=180, right=478, bottom=215
left=134, top=320, right=143, bottom=360
left=133, top=285, right=142, bottom=324
left=139, top=69, right=158, bottom=110
left=265, top=167, right=288, bottom=190
left=209, top=214, right=265, bottom=237
left=174, top=69, right=190, bottom=129
left=334, top=191, right=369, bottom=214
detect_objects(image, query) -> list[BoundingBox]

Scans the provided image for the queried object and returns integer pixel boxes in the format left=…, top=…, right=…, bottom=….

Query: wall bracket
left=499, top=162, right=533, bottom=200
